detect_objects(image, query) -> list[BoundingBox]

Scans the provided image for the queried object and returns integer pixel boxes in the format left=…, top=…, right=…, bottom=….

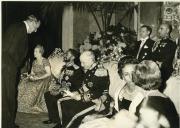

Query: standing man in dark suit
left=2, top=15, right=41, bottom=128
left=152, top=23, right=177, bottom=91
left=136, top=25, right=155, bottom=61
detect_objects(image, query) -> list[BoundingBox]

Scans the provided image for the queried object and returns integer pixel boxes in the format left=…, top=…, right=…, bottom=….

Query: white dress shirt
left=136, top=37, right=149, bottom=59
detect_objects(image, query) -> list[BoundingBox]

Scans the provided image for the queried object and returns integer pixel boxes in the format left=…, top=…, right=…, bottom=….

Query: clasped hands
left=29, top=75, right=39, bottom=81
left=63, top=90, right=81, bottom=101
left=21, top=73, right=39, bottom=81
left=63, top=90, right=106, bottom=112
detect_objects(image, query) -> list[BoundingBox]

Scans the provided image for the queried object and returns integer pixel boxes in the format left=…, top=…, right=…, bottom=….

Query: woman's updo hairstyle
left=118, top=55, right=139, bottom=79
left=133, top=60, right=161, bottom=90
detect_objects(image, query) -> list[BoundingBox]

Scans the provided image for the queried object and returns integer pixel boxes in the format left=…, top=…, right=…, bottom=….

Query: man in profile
left=152, top=23, right=177, bottom=91
left=2, top=15, right=41, bottom=128
left=43, top=49, right=84, bottom=125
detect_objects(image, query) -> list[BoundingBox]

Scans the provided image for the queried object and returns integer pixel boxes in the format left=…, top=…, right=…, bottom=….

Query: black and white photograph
left=1, top=1, right=180, bottom=128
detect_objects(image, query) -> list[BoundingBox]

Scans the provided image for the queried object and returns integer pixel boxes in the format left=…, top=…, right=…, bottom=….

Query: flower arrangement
left=79, top=23, right=137, bottom=62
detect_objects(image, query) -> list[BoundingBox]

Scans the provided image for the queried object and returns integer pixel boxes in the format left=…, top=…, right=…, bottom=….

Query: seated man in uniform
left=43, top=49, right=84, bottom=124
left=55, top=51, right=110, bottom=128
left=152, top=23, right=177, bottom=91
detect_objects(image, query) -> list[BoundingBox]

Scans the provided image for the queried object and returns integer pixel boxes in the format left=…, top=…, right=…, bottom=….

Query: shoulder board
left=73, top=64, right=79, bottom=70
left=94, top=68, right=108, bottom=77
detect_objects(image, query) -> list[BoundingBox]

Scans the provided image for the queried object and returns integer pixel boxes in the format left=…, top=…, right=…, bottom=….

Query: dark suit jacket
left=136, top=96, right=179, bottom=128
left=2, top=22, right=28, bottom=68
left=136, top=38, right=155, bottom=61
left=2, top=22, right=28, bottom=128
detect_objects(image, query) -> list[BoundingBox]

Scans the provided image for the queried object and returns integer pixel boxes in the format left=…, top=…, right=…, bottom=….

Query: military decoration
left=87, top=82, right=93, bottom=88
left=65, top=76, right=69, bottom=80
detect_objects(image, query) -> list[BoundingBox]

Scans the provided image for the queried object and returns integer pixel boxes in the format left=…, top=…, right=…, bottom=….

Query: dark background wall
left=2, top=2, right=63, bottom=59
left=73, top=9, right=90, bottom=49
left=2, top=2, right=42, bottom=31
left=3, top=2, right=177, bottom=53
left=115, top=4, right=135, bottom=31
left=140, top=2, right=162, bottom=39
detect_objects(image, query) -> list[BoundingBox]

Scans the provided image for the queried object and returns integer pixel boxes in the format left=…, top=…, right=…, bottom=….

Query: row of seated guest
left=17, top=46, right=83, bottom=114
left=17, top=44, right=179, bottom=128
left=79, top=60, right=179, bottom=128
left=43, top=52, right=178, bottom=128
left=18, top=45, right=51, bottom=113
left=80, top=56, right=143, bottom=121
left=135, top=23, right=177, bottom=92
left=17, top=42, right=179, bottom=128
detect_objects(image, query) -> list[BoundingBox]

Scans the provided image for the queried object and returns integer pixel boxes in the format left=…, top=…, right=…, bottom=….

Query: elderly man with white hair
left=54, top=51, right=110, bottom=128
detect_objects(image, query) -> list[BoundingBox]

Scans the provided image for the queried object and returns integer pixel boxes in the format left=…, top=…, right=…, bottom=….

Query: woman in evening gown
left=17, top=45, right=51, bottom=113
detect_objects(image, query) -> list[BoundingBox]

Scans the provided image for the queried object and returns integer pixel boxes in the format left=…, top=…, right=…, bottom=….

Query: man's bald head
left=158, top=23, right=172, bottom=38
left=80, top=51, right=95, bottom=61
left=80, top=51, right=95, bottom=70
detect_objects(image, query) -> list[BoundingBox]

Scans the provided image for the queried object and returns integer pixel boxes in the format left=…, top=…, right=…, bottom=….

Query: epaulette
left=73, top=64, right=79, bottom=70
left=94, top=68, right=108, bottom=77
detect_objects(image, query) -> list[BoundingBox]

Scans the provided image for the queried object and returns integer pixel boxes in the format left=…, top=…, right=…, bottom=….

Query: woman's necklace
left=122, top=85, right=136, bottom=100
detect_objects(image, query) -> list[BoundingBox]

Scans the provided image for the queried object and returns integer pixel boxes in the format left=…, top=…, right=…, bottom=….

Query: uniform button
left=87, top=94, right=90, bottom=98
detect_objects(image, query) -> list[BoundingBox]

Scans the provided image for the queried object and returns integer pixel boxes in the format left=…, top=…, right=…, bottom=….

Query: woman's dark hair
left=68, top=49, right=79, bottom=59
left=132, top=60, right=161, bottom=90
left=118, top=56, right=139, bottom=79
left=68, top=49, right=80, bottom=66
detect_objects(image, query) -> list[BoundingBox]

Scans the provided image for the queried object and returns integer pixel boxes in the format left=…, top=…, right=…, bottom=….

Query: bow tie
left=140, top=39, right=146, bottom=42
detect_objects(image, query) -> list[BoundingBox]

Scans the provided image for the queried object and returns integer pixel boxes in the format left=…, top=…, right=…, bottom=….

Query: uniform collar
left=84, top=63, right=97, bottom=73
left=161, top=36, right=170, bottom=40
left=89, top=63, right=97, bottom=70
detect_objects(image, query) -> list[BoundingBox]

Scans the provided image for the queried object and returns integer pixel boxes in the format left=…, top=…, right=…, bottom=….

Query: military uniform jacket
left=152, top=38, right=177, bottom=70
left=79, top=63, right=110, bottom=102
left=59, top=63, right=84, bottom=91
left=136, top=38, right=155, bottom=61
